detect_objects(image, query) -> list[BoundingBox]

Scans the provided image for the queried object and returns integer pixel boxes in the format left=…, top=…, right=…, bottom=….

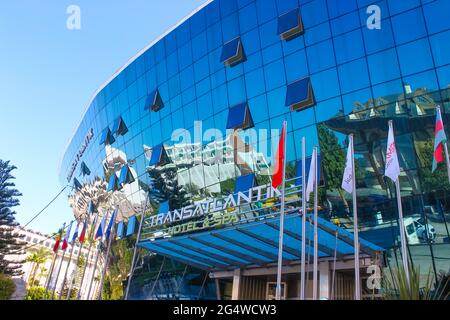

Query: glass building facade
left=60, top=0, right=450, bottom=299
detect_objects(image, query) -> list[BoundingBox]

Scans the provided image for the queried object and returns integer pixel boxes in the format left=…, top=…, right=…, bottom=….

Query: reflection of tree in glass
left=417, top=141, right=450, bottom=195
left=147, top=165, right=190, bottom=210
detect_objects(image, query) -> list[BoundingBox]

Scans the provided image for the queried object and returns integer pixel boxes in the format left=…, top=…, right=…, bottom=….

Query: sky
left=0, top=0, right=206, bottom=234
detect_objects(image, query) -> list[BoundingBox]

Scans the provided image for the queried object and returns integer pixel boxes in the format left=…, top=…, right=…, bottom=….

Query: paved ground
left=10, top=278, right=27, bottom=300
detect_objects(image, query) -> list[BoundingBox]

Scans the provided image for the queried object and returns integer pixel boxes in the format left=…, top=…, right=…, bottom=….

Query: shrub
left=24, top=287, right=53, bottom=300
left=0, top=273, right=16, bottom=300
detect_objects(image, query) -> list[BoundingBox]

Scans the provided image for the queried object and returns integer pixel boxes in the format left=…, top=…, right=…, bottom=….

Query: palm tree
left=26, top=248, right=51, bottom=287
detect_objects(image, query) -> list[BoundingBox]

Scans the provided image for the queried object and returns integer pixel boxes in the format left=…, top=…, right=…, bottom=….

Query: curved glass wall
left=60, top=0, right=450, bottom=298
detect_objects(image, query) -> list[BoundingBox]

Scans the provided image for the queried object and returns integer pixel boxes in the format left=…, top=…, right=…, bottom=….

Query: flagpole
left=389, top=120, right=410, bottom=287
left=86, top=242, right=101, bottom=300
left=312, top=146, right=319, bottom=300
left=51, top=247, right=67, bottom=299
left=43, top=251, right=57, bottom=299
left=66, top=240, right=83, bottom=300
left=350, top=134, right=361, bottom=300
left=125, top=193, right=149, bottom=300
left=76, top=212, right=99, bottom=300
left=275, top=120, right=288, bottom=301
left=58, top=239, right=76, bottom=300
left=300, top=136, right=306, bottom=300
left=97, top=221, right=116, bottom=300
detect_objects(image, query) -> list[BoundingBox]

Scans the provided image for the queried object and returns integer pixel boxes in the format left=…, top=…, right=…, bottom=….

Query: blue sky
left=0, top=0, right=206, bottom=234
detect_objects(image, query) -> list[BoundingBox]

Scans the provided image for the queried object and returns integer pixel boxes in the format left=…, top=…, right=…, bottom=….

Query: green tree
left=24, top=286, right=53, bottom=300
left=25, top=248, right=51, bottom=287
left=417, top=141, right=450, bottom=195
left=0, top=273, right=15, bottom=299
left=317, top=125, right=349, bottom=211
left=0, top=160, right=25, bottom=276
left=148, top=165, right=190, bottom=210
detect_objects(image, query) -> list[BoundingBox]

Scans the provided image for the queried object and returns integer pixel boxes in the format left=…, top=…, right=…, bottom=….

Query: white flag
left=385, top=121, right=401, bottom=182
left=306, top=148, right=317, bottom=201
left=342, top=136, right=354, bottom=194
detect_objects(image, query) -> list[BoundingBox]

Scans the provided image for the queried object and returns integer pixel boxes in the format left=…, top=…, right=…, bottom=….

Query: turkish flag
left=272, top=124, right=286, bottom=189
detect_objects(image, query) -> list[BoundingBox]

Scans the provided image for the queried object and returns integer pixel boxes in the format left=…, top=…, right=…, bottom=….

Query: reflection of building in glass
left=59, top=0, right=450, bottom=300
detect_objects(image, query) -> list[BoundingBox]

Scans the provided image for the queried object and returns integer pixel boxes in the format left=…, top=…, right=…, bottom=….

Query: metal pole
left=275, top=121, right=288, bottom=300
left=350, top=135, right=361, bottom=300
left=312, top=146, right=318, bottom=300
left=124, top=193, right=149, bottom=300
left=43, top=252, right=57, bottom=299
left=76, top=213, right=99, bottom=300
left=97, top=222, right=116, bottom=300
left=300, top=136, right=306, bottom=300
left=66, top=239, right=83, bottom=300
left=58, top=240, right=76, bottom=300
left=51, top=248, right=67, bottom=299
left=85, top=243, right=101, bottom=300
left=395, top=178, right=410, bottom=287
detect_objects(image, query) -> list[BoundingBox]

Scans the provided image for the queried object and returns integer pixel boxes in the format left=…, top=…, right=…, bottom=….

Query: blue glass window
left=149, top=144, right=170, bottom=167
left=387, top=0, right=420, bottom=15
left=397, top=39, right=434, bottom=76
left=338, top=58, right=370, bottom=94
left=277, top=8, right=304, bottom=41
left=80, top=161, right=91, bottom=177
left=430, top=30, right=450, bottom=67
left=116, top=221, right=126, bottom=239
left=306, top=40, right=335, bottom=74
left=362, top=20, right=394, bottom=55
left=220, top=37, right=245, bottom=67
left=285, top=77, right=316, bottom=112
left=99, top=127, right=115, bottom=146
left=144, top=89, right=164, bottom=112
left=391, top=8, right=427, bottom=45
left=284, top=50, right=308, bottom=83
left=111, top=116, right=128, bottom=137
left=118, top=164, right=135, bottom=185
left=310, top=68, right=340, bottom=101
left=73, top=177, right=82, bottom=191
left=367, top=49, right=401, bottom=85
left=226, top=102, right=254, bottom=130
left=108, top=173, right=120, bottom=192
left=234, top=173, right=256, bottom=195
left=333, top=29, right=365, bottom=64
left=301, top=0, right=328, bottom=28
left=126, top=215, right=137, bottom=237
left=423, top=0, right=450, bottom=34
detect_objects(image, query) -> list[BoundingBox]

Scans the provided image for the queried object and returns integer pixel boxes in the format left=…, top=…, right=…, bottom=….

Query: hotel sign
left=147, top=185, right=282, bottom=232
left=66, top=128, right=94, bottom=182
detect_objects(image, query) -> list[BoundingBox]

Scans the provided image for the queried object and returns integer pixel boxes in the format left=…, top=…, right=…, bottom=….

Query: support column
left=215, top=279, right=221, bottom=300
left=319, top=261, right=330, bottom=300
left=231, top=269, right=241, bottom=300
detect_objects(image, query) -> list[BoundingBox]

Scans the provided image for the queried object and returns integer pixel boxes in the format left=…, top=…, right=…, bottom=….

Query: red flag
left=272, top=124, right=286, bottom=189
left=53, top=227, right=63, bottom=253
left=79, top=219, right=87, bottom=244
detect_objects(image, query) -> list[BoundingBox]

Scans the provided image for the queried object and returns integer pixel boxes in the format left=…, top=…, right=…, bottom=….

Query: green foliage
left=148, top=165, right=190, bottom=210
left=0, top=273, right=15, bottom=300
left=383, top=266, right=450, bottom=300
left=26, top=248, right=51, bottom=287
left=417, top=141, right=450, bottom=194
left=0, top=160, right=25, bottom=276
left=24, top=287, right=52, bottom=300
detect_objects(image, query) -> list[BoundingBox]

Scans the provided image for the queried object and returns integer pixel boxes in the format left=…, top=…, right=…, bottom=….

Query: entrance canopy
left=139, top=213, right=384, bottom=271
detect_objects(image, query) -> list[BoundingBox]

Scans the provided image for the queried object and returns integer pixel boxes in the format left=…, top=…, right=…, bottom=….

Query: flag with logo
left=342, top=137, right=354, bottom=194
left=105, top=209, right=118, bottom=241
left=385, top=121, right=401, bottom=182
left=272, top=124, right=286, bottom=189
left=61, top=221, right=72, bottom=251
left=95, top=215, right=106, bottom=240
left=53, top=224, right=65, bottom=253
left=306, top=148, right=317, bottom=201
left=432, top=106, right=448, bottom=173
